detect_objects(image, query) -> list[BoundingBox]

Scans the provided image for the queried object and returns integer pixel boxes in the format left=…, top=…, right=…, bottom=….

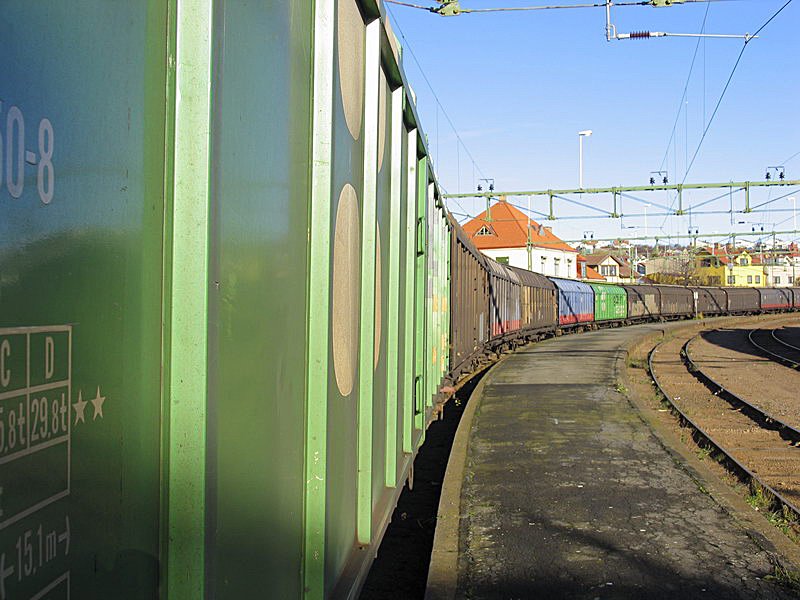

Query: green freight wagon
left=0, top=1, right=450, bottom=598
left=589, top=283, right=628, bottom=321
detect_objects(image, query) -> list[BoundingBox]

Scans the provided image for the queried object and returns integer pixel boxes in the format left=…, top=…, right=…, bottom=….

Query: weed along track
left=649, top=326, right=800, bottom=529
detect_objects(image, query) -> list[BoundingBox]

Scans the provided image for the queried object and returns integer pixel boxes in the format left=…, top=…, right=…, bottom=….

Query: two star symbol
left=72, top=387, right=106, bottom=424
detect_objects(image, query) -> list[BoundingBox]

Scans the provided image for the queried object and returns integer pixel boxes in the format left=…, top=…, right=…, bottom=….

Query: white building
left=763, top=255, right=800, bottom=287
left=461, top=198, right=579, bottom=279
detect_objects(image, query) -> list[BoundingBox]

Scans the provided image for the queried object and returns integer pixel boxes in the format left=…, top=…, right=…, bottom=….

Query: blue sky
left=386, top=0, right=800, bottom=246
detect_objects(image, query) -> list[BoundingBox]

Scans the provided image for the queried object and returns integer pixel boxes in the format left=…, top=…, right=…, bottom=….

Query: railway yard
left=422, top=315, right=800, bottom=600
left=649, top=318, right=800, bottom=537
left=4, top=2, right=800, bottom=598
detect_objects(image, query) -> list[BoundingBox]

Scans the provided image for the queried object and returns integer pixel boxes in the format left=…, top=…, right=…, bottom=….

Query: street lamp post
left=578, top=130, right=592, bottom=189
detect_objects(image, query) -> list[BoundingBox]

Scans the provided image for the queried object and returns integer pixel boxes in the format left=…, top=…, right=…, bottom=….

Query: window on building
left=727, top=275, right=735, bottom=284
left=747, top=275, right=753, bottom=284
left=774, top=276, right=781, bottom=284
left=790, top=276, right=794, bottom=283
left=755, top=275, right=761, bottom=284
left=600, top=265, right=617, bottom=277
left=476, top=225, right=493, bottom=236
left=740, top=257, right=750, bottom=266
left=710, top=276, right=721, bottom=285
left=581, top=264, right=587, bottom=278
left=496, top=256, right=509, bottom=265
left=554, top=258, right=561, bottom=273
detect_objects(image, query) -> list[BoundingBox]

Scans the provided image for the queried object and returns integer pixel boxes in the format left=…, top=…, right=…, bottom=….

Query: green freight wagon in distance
left=0, top=0, right=450, bottom=598
left=589, top=283, right=629, bottom=321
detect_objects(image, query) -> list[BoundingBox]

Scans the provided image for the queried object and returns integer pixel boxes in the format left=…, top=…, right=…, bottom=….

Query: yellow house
left=694, top=248, right=765, bottom=287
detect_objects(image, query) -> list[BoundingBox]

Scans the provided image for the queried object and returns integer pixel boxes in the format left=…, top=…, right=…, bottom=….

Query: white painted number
left=37, top=119, right=54, bottom=204
left=0, top=102, right=55, bottom=205
left=0, top=340, right=10, bottom=388
left=5, top=107, right=24, bottom=199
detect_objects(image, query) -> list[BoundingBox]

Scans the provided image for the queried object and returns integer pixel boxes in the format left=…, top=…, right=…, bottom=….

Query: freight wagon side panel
left=449, top=225, right=489, bottom=378
left=657, top=286, right=694, bottom=317
left=623, top=285, right=660, bottom=319
left=589, top=284, right=627, bottom=321
left=507, top=266, right=557, bottom=333
left=726, top=288, right=760, bottom=313
left=326, top=0, right=367, bottom=591
left=206, top=2, right=316, bottom=597
left=551, top=278, right=594, bottom=325
left=758, top=288, right=791, bottom=310
left=0, top=3, right=168, bottom=598
left=691, top=287, right=726, bottom=315
left=792, top=287, right=800, bottom=308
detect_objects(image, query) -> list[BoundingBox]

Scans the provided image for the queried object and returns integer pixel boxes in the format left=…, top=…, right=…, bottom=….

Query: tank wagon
left=3, top=2, right=800, bottom=599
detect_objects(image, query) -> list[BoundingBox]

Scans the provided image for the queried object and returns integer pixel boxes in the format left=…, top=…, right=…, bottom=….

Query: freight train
left=1, top=1, right=798, bottom=599
left=449, top=221, right=800, bottom=384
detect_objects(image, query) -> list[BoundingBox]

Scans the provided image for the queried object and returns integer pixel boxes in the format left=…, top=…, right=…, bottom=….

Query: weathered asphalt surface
left=457, top=323, right=798, bottom=600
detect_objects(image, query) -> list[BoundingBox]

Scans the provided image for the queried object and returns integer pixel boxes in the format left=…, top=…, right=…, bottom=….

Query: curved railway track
left=773, top=327, right=800, bottom=353
left=685, top=334, right=800, bottom=441
left=649, top=328, right=800, bottom=527
left=748, top=327, right=800, bottom=369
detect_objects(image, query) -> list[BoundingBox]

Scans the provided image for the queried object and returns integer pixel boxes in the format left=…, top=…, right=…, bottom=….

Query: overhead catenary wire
left=656, top=2, right=710, bottom=219
left=780, top=148, right=800, bottom=165
left=657, top=0, right=794, bottom=234
left=681, top=0, right=794, bottom=185
left=385, top=4, right=488, bottom=204
left=386, top=0, right=723, bottom=15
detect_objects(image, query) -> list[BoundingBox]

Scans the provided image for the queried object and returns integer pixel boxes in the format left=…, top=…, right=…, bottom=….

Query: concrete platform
left=429, top=323, right=800, bottom=600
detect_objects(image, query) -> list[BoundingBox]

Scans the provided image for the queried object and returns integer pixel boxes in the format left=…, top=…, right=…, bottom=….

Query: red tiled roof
left=577, top=255, right=606, bottom=280
left=584, top=266, right=606, bottom=280
left=462, top=199, right=578, bottom=253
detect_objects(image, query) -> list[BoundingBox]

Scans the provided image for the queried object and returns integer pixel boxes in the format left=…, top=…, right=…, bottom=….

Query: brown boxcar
left=486, top=259, right=522, bottom=340
left=656, top=285, right=694, bottom=317
left=725, top=287, right=760, bottom=313
left=691, top=287, right=727, bottom=315
left=758, top=287, right=792, bottom=310
left=449, top=221, right=490, bottom=379
left=622, top=285, right=661, bottom=320
left=508, top=265, right=558, bottom=334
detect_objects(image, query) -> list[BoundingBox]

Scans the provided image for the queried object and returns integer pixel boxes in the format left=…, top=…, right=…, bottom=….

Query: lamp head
left=578, top=130, right=593, bottom=137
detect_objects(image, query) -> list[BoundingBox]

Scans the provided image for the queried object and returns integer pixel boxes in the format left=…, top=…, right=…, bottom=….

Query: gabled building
left=583, top=252, right=633, bottom=283
left=576, top=254, right=606, bottom=281
left=461, top=198, right=579, bottom=278
left=763, top=246, right=800, bottom=287
left=694, top=247, right=765, bottom=287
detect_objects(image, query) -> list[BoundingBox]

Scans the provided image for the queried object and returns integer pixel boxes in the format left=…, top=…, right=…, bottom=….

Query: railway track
left=748, top=327, right=800, bottom=369
left=649, top=327, right=800, bottom=528
left=773, top=327, right=800, bottom=353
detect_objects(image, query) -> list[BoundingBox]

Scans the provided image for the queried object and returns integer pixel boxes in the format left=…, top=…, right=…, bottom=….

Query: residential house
left=694, top=247, right=765, bottom=287
left=583, top=252, right=632, bottom=283
left=763, top=251, right=800, bottom=287
left=461, top=198, right=579, bottom=278
left=576, top=254, right=606, bottom=281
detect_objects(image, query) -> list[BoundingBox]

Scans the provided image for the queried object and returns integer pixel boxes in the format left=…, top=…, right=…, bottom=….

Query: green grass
left=764, top=565, right=800, bottom=591
left=626, top=357, right=647, bottom=370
